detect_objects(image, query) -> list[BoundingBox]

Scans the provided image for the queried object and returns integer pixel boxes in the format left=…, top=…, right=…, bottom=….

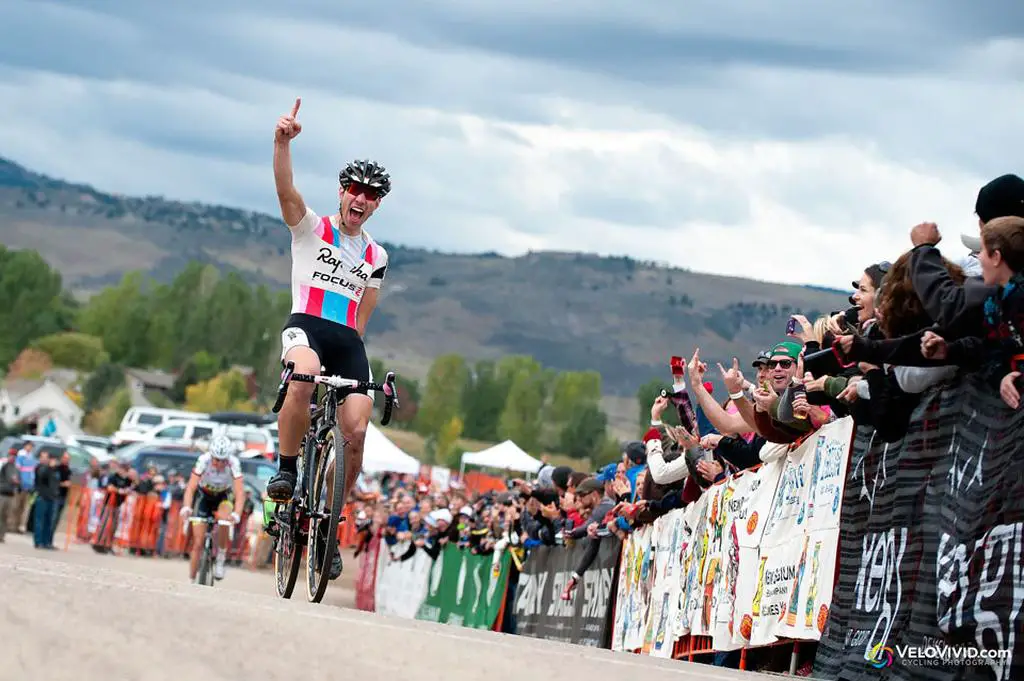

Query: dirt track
left=0, top=532, right=775, bottom=681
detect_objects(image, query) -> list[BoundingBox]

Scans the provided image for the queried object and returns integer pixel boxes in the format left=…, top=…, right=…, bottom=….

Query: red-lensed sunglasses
left=345, top=182, right=382, bottom=201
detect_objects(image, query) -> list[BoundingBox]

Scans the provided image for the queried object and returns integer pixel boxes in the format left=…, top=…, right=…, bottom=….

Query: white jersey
left=289, top=208, right=389, bottom=329
left=193, top=453, right=243, bottom=494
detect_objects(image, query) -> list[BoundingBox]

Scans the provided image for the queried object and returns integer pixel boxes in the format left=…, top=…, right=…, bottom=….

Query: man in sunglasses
left=265, top=97, right=392, bottom=580
left=764, top=342, right=802, bottom=394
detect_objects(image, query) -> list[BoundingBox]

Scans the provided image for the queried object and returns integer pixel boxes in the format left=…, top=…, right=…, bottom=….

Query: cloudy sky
left=1, top=0, right=1022, bottom=289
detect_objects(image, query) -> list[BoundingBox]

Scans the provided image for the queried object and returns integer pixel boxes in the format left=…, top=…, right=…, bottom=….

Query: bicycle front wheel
left=305, top=426, right=346, bottom=603
left=197, top=535, right=214, bottom=586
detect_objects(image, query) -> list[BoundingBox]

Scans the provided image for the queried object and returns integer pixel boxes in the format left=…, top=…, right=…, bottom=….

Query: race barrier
left=65, top=485, right=253, bottom=562
left=417, top=543, right=511, bottom=628
left=512, top=537, right=621, bottom=648
left=814, top=375, right=1022, bottom=681
left=361, top=539, right=511, bottom=630
left=612, top=417, right=852, bottom=658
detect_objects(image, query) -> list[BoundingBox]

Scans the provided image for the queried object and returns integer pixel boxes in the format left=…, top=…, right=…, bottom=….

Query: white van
left=135, top=419, right=275, bottom=459
left=111, top=407, right=209, bottom=447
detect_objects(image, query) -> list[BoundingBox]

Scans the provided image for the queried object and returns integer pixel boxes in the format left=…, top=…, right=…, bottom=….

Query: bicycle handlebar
left=271, top=361, right=400, bottom=425
left=187, top=515, right=236, bottom=541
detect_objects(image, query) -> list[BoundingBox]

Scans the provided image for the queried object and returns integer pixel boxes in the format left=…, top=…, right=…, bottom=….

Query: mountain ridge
left=0, top=155, right=851, bottom=413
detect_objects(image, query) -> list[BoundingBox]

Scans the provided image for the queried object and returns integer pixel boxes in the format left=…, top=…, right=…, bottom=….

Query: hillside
left=0, top=156, right=849, bottom=415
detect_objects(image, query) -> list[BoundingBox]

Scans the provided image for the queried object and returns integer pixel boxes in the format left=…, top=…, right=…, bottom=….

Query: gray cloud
left=0, top=0, right=1022, bottom=289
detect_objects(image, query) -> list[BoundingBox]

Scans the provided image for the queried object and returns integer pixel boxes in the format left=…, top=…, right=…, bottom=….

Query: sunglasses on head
left=768, top=359, right=795, bottom=369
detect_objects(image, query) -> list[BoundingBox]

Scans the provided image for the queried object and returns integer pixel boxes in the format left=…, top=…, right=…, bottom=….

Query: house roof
left=43, top=368, right=80, bottom=390
left=125, top=368, right=176, bottom=390
left=2, top=379, right=45, bottom=400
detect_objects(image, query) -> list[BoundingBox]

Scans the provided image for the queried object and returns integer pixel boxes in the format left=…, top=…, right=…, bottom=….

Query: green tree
left=415, top=354, right=469, bottom=439
left=498, top=366, right=546, bottom=452
left=594, top=436, right=625, bottom=467
left=31, top=332, right=109, bottom=371
left=82, top=363, right=126, bottom=413
left=461, top=360, right=512, bottom=442
left=146, top=262, right=207, bottom=367
left=0, top=247, right=67, bottom=369
left=549, top=371, right=602, bottom=423
left=637, top=377, right=679, bottom=431
left=171, top=351, right=226, bottom=403
left=77, top=270, right=154, bottom=367
left=85, top=387, right=133, bottom=435
left=559, top=403, right=609, bottom=460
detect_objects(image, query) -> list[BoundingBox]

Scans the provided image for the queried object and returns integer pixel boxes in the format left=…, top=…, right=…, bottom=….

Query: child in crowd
left=921, top=216, right=1024, bottom=408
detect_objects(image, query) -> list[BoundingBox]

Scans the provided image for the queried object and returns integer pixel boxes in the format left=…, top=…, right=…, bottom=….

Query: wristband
left=650, top=419, right=663, bottom=426
left=729, top=390, right=745, bottom=401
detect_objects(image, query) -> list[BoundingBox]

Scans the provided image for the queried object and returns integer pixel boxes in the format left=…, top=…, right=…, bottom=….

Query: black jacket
left=0, top=461, right=19, bottom=496
left=910, top=244, right=995, bottom=339
left=35, top=464, right=61, bottom=501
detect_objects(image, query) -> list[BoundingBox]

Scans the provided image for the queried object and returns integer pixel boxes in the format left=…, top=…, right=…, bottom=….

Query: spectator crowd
left=345, top=172, right=1024, bottom=675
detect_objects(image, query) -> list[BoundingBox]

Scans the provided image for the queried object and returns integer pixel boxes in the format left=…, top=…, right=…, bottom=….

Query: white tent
left=361, top=422, right=421, bottom=475
left=459, top=440, right=543, bottom=476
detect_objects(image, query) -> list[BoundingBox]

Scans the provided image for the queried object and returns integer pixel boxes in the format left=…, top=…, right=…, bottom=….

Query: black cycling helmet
left=339, top=160, right=391, bottom=199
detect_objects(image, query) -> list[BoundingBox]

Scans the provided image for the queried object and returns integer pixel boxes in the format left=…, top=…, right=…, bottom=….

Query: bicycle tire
left=197, top=534, right=213, bottom=586
left=305, top=426, right=345, bottom=603
left=273, top=436, right=313, bottom=599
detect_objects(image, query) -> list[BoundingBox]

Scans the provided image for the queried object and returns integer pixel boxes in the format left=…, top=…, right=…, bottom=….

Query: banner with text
left=611, top=416, right=853, bottom=655
left=375, top=541, right=434, bottom=619
left=513, top=537, right=622, bottom=648
left=416, top=544, right=510, bottom=629
left=813, top=375, right=1023, bottom=681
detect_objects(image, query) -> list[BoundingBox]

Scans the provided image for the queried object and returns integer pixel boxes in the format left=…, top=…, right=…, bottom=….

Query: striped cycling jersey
left=289, top=208, right=388, bottom=328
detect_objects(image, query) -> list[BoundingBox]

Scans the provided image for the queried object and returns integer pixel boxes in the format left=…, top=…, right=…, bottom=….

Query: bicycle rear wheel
left=305, top=426, right=346, bottom=603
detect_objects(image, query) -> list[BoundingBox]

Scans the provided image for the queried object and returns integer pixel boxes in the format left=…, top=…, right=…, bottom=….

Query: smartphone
left=786, top=317, right=797, bottom=335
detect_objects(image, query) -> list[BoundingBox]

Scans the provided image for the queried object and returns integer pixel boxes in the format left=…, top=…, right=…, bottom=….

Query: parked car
left=109, top=407, right=208, bottom=447
left=0, top=434, right=98, bottom=485
left=63, top=434, right=115, bottom=462
left=126, top=420, right=274, bottom=460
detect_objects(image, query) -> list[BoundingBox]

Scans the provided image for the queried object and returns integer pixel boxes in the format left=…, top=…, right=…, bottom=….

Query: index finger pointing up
left=290, top=97, right=301, bottom=117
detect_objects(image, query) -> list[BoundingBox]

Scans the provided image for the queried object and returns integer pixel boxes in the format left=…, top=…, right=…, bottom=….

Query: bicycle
left=189, top=515, right=235, bottom=587
left=265, top=360, right=399, bottom=603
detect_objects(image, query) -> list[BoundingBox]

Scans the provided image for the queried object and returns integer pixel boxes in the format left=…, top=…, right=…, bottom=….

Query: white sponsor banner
left=612, top=417, right=853, bottom=654
left=374, top=541, right=432, bottom=619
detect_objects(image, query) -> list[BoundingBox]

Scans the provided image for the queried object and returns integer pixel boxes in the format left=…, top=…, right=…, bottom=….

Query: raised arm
left=274, top=98, right=308, bottom=228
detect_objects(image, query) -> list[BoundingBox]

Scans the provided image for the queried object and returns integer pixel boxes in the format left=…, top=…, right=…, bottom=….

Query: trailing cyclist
left=180, top=435, right=245, bottom=581
left=264, top=97, right=391, bottom=580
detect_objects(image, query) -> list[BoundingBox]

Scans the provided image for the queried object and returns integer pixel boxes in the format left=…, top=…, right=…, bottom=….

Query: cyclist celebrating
left=180, top=435, right=245, bottom=582
left=264, top=97, right=391, bottom=580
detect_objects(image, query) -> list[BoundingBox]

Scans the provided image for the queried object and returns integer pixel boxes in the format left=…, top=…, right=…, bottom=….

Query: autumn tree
left=185, top=370, right=255, bottom=413
left=435, top=415, right=464, bottom=468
